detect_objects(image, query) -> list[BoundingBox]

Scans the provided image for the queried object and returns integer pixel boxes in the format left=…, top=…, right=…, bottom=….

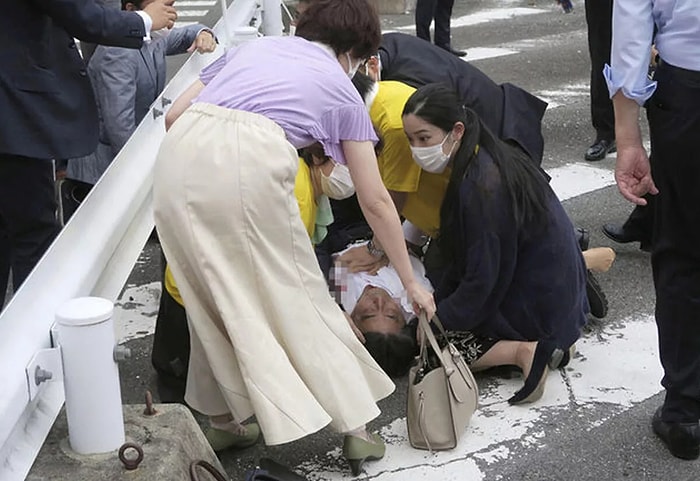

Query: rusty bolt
left=143, top=390, right=157, bottom=416
left=118, top=442, right=144, bottom=470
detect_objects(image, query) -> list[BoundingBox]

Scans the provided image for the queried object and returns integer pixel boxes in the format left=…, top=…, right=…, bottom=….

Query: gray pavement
left=79, top=1, right=698, bottom=480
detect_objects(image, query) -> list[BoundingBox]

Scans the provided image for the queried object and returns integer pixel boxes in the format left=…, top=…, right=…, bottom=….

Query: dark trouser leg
left=434, top=0, right=456, bottom=50
left=584, top=0, right=615, bottom=141
left=0, top=227, right=10, bottom=309
left=622, top=197, right=654, bottom=247
left=648, top=63, right=700, bottom=423
left=415, top=0, right=437, bottom=42
left=0, top=154, right=60, bottom=297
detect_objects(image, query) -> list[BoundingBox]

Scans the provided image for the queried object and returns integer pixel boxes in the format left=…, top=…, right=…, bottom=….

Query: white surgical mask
left=410, top=132, right=456, bottom=174
left=320, top=162, right=355, bottom=199
left=345, top=52, right=361, bottom=78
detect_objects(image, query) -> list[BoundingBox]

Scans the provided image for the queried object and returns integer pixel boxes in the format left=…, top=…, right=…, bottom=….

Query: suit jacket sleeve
left=31, top=0, right=145, bottom=48
left=92, top=48, right=139, bottom=155
left=165, top=24, right=209, bottom=56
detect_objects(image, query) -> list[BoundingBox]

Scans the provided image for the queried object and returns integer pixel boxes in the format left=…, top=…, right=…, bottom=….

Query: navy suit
left=378, top=33, right=547, bottom=165
left=0, top=0, right=147, bottom=304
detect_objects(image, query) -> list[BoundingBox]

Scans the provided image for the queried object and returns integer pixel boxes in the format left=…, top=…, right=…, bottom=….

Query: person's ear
left=452, top=121, right=466, bottom=142
left=366, top=56, right=380, bottom=81
left=124, top=2, right=137, bottom=11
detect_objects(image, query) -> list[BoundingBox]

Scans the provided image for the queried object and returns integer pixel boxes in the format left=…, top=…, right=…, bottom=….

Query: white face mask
left=320, top=162, right=355, bottom=199
left=345, top=52, right=362, bottom=78
left=410, top=132, right=456, bottom=174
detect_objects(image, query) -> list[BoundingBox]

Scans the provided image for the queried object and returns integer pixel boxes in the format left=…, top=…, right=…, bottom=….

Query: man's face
left=351, top=286, right=404, bottom=335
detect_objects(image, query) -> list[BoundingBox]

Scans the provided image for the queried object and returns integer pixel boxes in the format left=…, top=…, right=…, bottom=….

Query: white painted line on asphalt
left=177, top=0, right=217, bottom=5
left=298, top=317, right=663, bottom=480
left=537, top=82, right=589, bottom=110
left=549, top=162, right=616, bottom=201
left=460, top=47, right=519, bottom=62
left=177, top=9, right=209, bottom=17
left=396, top=7, right=546, bottom=31
left=174, top=21, right=200, bottom=28
left=114, top=282, right=162, bottom=343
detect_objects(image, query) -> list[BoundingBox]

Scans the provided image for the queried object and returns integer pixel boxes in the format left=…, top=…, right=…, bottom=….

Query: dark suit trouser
left=584, top=0, right=615, bottom=141
left=0, top=154, right=60, bottom=306
left=415, top=0, right=456, bottom=50
left=648, top=61, right=700, bottom=423
left=621, top=196, right=654, bottom=248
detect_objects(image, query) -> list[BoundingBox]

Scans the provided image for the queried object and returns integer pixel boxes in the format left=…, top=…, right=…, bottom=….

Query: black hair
left=295, top=0, right=381, bottom=59
left=402, top=84, right=550, bottom=258
left=351, top=71, right=375, bottom=101
left=121, top=0, right=145, bottom=10
left=363, top=321, right=418, bottom=378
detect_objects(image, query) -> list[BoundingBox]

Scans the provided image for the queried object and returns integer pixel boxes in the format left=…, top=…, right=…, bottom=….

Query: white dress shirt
left=604, top=0, right=700, bottom=105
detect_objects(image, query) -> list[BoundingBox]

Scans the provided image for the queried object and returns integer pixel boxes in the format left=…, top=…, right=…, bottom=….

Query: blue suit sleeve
left=32, top=0, right=145, bottom=47
left=165, top=25, right=210, bottom=56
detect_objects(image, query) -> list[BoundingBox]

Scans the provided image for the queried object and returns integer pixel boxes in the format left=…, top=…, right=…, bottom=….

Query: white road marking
left=396, top=7, right=546, bottom=31
left=549, top=162, right=616, bottom=201
left=174, top=21, right=201, bottom=28
left=177, top=0, right=217, bottom=5
left=177, top=9, right=209, bottom=17
left=460, top=47, right=519, bottom=62
left=297, top=317, right=662, bottom=480
left=536, top=82, right=590, bottom=110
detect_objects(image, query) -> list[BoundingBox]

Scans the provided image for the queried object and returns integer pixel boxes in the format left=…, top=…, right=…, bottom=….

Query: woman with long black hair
left=402, top=84, right=588, bottom=404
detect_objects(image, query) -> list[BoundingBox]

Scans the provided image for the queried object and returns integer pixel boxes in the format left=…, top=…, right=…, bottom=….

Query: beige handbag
left=406, top=313, right=479, bottom=451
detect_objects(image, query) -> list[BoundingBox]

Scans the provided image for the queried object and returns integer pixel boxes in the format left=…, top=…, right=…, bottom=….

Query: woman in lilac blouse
left=152, top=0, right=435, bottom=474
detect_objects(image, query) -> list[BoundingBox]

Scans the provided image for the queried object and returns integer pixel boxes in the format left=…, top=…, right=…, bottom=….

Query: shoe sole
left=586, top=271, right=609, bottom=318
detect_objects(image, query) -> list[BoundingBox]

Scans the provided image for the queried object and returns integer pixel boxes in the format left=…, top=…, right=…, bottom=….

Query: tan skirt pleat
left=152, top=103, right=395, bottom=445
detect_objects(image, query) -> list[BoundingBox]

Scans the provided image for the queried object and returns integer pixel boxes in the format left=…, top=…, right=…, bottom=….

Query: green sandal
left=204, top=422, right=261, bottom=452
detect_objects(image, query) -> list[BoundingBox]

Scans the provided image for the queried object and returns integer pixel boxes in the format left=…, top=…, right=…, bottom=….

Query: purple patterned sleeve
left=316, top=105, right=379, bottom=165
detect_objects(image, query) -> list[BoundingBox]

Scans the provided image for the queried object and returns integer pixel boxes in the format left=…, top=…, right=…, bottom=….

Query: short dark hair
left=121, top=0, right=146, bottom=10
left=363, top=322, right=418, bottom=378
left=295, top=0, right=381, bottom=59
left=351, top=71, right=375, bottom=101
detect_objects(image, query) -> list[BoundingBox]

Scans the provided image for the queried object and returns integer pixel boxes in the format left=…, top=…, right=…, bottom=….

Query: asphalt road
left=95, top=1, right=699, bottom=480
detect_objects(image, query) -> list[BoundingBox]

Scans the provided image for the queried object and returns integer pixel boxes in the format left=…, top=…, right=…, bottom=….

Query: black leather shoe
left=586, top=271, right=608, bottom=319
left=439, top=45, right=467, bottom=57
left=575, top=227, right=590, bottom=252
left=601, top=223, right=650, bottom=253
left=584, top=139, right=616, bottom=161
left=652, top=407, right=700, bottom=460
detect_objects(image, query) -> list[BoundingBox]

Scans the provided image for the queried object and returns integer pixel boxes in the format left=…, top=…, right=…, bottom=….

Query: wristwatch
left=366, top=239, right=385, bottom=258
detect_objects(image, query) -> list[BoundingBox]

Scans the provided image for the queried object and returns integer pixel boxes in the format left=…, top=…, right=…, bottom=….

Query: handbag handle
left=417, top=312, right=450, bottom=372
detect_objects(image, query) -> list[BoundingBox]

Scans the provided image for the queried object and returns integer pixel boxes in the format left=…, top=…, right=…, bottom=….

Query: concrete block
left=27, top=404, right=227, bottom=481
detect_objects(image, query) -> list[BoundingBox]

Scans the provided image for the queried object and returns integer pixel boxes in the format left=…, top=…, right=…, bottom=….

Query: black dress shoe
left=575, top=227, right=590, bottom=251
left=652, top=407, right=700, bottom=460
left=586, top=271, right=608, bottom=319
left=438, top=45, right=467, bottom=57
left=584, top=139, right=616, bottom=161
left=602, top=224, right=650, bottom=252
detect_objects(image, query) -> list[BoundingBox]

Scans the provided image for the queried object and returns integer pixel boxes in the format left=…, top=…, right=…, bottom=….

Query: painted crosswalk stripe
left=549, top=162, right=616, bottom=201
left=459, top=47, right=519, bottom=62
left=396, top=7, right=546, bottom=31
left=177, top=9, right=209, bottom=17
left=176, top=0, right=217, bottom=5
left=174, top=21, right=201, bottom=28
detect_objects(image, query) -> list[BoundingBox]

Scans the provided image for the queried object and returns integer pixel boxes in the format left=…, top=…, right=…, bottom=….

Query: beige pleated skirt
left=152, top=103, right=395, bottom=445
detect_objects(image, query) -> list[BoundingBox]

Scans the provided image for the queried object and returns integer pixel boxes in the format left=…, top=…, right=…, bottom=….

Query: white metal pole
left=56, top=297, right=125, bottom=454
left=262, top=0, right=283, bottom=36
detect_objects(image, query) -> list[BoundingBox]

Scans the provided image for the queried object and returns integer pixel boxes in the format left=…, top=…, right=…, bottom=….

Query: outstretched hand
left=615, top=144, right=659, bottom=205
left=407, top=282, right=436, bottom=320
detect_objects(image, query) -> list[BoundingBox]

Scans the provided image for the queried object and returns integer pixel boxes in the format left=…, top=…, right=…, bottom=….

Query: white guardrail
left=0, top=1, right=283, bottom=479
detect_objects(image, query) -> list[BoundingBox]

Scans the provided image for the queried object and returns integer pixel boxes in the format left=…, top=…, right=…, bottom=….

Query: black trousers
left=0, top=154, right=60, bottom=306
left=648, top=60, right=700, bottom=423
left=620, top=195, right=655, bottom=249
left=415, top=0, right=456, bottom=50
left=584, top=0, right=615, bottom=141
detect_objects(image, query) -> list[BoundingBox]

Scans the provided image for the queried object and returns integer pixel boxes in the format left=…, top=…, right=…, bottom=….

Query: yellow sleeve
left=294, top=159, right=317, bottom=239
